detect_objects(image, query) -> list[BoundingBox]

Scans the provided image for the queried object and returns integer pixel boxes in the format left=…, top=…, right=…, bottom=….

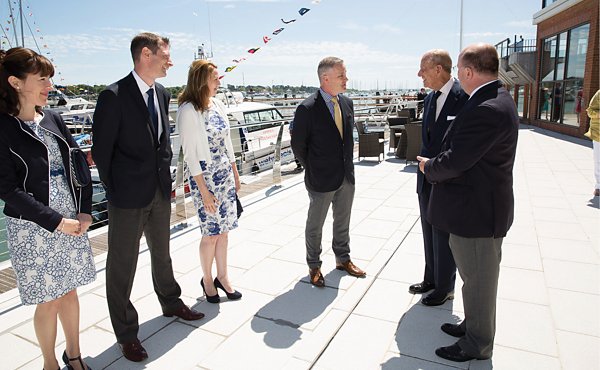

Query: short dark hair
left=0, top=47, right=55, bottom=116
left=130, top=32, right=170, bottom=62
left=459, top=44, right=499, bottom=76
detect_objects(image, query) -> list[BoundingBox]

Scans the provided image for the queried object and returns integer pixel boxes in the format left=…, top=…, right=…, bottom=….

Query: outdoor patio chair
left=404, top=122, right=423, bottom=163
left=355, top=121, right=385, bottom=162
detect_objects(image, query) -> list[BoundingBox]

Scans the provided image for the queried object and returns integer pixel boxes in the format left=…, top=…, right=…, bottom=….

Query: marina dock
left=0, top=124, right=598, bottom=369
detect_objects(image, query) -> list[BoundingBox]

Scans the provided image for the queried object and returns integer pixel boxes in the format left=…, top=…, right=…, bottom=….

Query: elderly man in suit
left=92, top=32, right=204, bottom=362
left=417, top=43, right=519, bottom=362
left=291, top=56, right=366, bottom=288
left=410, top=49, right=468, bottom=306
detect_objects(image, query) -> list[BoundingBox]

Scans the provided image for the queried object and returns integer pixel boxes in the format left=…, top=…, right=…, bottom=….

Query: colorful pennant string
left=223, top=1, right=318, bottom=78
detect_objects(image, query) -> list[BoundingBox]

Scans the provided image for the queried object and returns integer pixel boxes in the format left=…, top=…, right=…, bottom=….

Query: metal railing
left=495, top=36, right=537, bottom=59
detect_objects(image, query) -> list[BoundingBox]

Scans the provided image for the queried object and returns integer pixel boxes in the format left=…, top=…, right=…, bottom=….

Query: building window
left=538, top=23, right=589, bottom=126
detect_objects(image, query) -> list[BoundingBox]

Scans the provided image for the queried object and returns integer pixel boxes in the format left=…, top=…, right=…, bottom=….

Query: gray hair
left=422, top=49, right=452, bottom=74
left=317, top=56, right=344, bottom=81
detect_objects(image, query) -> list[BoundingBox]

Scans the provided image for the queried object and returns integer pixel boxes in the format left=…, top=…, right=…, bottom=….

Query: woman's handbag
left=69, top=148, right=91, bottom=188
left=235, top=194, right=243, bottom=218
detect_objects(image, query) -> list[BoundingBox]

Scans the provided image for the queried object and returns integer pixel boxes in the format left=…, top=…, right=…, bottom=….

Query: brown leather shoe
left=309, top=267, right=325, bottom=287
left=119, top=339, right=148, bottom=362
left=336, top=260, right=366, bottom=277
left=163, top=305, right=205, bottom=321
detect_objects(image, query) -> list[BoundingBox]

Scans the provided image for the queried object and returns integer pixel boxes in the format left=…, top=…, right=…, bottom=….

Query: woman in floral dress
left=0, top=48, right=95, bottom=370
left=177, top=60, right=242, bottom=304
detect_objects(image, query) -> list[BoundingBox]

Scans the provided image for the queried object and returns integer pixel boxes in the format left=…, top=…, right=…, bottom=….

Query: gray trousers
left=305, top=178, right=354, bottom=268
left=449, top=233, right=503, bottom=359
left=106, top=189, right=183, bottom=343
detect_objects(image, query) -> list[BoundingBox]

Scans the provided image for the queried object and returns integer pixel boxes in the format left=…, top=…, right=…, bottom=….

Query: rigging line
left=0, top=21, right=14, bottom=48
left=22, top=13, right=41, bottom=54
left=7, top=1, right=18, bottom=46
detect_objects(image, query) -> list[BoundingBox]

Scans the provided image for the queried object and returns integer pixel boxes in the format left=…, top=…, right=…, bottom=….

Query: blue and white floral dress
left=6, top=116, right=96, bottom=305
left=189, top=108, right=238, bottom=236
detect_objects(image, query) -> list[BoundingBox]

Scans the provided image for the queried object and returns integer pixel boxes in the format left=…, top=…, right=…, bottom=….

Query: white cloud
left=505, top=20, right=533, bottom=28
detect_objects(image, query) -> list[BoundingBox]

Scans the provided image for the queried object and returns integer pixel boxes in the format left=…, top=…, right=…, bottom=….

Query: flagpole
left=459, top=0, right=464, bottom=51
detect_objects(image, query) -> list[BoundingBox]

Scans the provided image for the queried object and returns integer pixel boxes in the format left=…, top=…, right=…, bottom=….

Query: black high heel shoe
left=214, top=277, right=242, bottom=300
left=201, top=277, right=220, bottom=303
left=62, top=350, right=92, bottom=370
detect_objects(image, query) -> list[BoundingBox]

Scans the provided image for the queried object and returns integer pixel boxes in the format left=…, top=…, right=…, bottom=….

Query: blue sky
left=3, top=0, right=540, bottom=90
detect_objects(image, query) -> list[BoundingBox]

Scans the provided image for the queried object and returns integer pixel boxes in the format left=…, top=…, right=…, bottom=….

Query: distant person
left=176, top=59, right=242, bottom=304
left=575, top=89, right=583, bottom=123
left=291, top=56, right=366, bottom=287
left=410, top=49, right=468, bottom=307
left=418, top=43, right=519, bottom=362
left=416, top=87, right=428, bottom=118
left=0, top=47, right=95, bottom=370
left=552, top=83, right=562, bottom=122
left=585, top=89, right=600, bottom=196
left=92, top=32, right=204, bottom=363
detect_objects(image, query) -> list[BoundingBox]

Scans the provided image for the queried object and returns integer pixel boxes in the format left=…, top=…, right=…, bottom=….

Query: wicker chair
left=387, top=116, right=410, bottom=152
left=404, top=122, right=423, bottom=163
left=355, top=121, right=385, bottom=162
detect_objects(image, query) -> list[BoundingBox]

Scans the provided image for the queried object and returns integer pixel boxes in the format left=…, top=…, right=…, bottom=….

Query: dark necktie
left=147, top=88, right=158, bottom=139
left=427, top=90, right=442, bottom=137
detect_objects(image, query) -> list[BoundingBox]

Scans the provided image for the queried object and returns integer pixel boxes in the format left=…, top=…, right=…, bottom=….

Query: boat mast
left=18, top=0, right=24, bottom=46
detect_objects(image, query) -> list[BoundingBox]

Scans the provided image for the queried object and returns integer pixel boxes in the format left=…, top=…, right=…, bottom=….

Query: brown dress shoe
left=119, top=339, right=148, bottom=362
left=336, top=260, right=366, bottom=277
left=309, top=267, right=325, bottom=287
left=163, top=305, right=205, bottom=321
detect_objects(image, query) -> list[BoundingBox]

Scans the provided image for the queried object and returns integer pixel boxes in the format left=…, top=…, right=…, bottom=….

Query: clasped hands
left=59, top=213, right=92, bottom=236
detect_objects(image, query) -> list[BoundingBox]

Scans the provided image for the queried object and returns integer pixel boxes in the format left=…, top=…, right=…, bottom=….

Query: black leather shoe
left=214, top=277, right=242, bottom=300
left=408, top=281, right=435, bottom=294
left=421, top=291, right=454, bottom=306
left=435, top=343, right=475, bottom=362
left=119, top=339, right=148, bottom=362
left=441, top=323, right=465, bottom=338
left=201, top=277, right=220, bottom=303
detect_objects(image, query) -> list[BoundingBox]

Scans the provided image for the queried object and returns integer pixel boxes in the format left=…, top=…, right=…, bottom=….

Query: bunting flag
left=222, top=1, right=320, bottom=78
left=1, top=2, right=64, bottom=82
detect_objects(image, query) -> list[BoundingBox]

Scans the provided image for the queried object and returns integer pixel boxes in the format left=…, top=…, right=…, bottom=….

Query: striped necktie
left=331, top=96, right=343, bottom=138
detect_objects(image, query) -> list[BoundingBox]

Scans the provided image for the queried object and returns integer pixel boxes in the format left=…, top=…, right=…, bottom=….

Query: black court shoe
left=201, top=277, right=220, bottom=303
left=214, top=277, right=242, bottom=300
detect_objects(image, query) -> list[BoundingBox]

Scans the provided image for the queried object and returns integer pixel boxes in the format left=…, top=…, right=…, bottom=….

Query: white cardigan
left=176, top=98, right=236, bottom=177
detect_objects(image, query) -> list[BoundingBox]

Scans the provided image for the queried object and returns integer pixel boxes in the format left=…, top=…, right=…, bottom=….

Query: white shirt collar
left=438, top=77, right=455, bottom=97
left=468, top=79, right=498, bottom=100
left=131, top=70, right=154, bottom=96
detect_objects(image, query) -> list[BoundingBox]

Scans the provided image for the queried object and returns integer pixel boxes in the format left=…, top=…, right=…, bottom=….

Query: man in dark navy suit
left=410, top=49, right=468, bottom=306
left=291, top=57, right=366, bottom=287
left=92, top=32, right=204, bottom=362
left=418, top=43, right=519, bottom=362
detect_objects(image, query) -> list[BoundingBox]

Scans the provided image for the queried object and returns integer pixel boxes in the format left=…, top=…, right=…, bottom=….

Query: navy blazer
left=92, top=73, right=173, bottom=208
left=424, top=81, right=519, bottom=238
left=0, top=110, right=93, bottom=232
left=291, top=91, right=355, bottom=192
left=417, top=80, right=468, bottom=195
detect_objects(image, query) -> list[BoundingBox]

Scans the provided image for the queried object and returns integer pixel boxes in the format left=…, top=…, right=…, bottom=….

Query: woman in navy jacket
left=0, top=47, right=95, bottom=370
